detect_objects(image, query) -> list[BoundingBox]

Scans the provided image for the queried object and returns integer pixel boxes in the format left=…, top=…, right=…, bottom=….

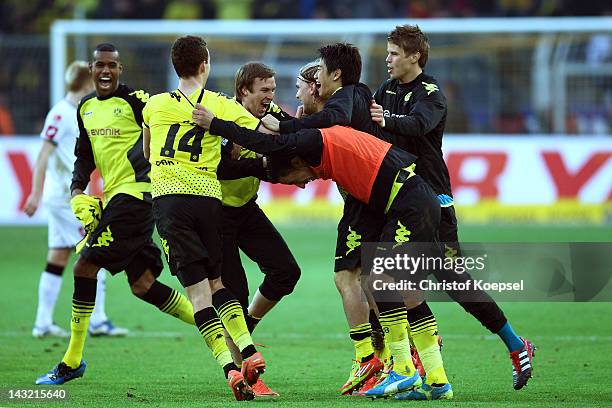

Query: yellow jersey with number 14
left=143, top=89, right=260, bottom=199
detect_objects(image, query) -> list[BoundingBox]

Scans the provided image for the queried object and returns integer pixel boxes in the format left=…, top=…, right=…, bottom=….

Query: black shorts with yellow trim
left=153, top=194, right=222, bottom=288
left=80, top=193, right=163, bottom=283
left=378, top=175, right=441, bottom=280
left=334, top=195, right=385, bottom=272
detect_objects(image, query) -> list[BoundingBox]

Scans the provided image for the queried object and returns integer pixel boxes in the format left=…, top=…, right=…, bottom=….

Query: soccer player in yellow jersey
left=36, top=43, right=196, bottom=386
left=142, top=35, right=268, bottom=401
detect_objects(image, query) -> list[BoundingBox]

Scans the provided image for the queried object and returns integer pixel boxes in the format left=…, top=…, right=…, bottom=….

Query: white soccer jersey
left=39, top=99, right=78, bottom=204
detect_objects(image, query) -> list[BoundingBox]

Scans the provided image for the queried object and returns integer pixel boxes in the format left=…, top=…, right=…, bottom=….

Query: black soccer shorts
left=153, top=194, right=223, bottom=288
left=377, top=175, right=442, bottom=280
left=334, top=195, right=385, bottom=272
left=80, top=193, right=163, bottom=282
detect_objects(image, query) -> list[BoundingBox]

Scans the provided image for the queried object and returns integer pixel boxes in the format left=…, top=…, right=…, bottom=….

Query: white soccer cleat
left=32, top=323, right=69, bottom=339
left=88, top=320, right=129, bottom=337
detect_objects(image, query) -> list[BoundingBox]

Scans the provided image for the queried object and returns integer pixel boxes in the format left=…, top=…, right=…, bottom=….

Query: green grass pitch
left=1, top=224, right=611, bottom=407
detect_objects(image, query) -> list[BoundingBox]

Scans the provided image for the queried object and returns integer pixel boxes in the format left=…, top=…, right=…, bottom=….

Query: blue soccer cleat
left=395, top=382, right=454, bottom=400
left=364, top=369, right=422, bottom=398
left=36, top=361, right=86, bottom=385
left=89, top=320, right=128, bottom=337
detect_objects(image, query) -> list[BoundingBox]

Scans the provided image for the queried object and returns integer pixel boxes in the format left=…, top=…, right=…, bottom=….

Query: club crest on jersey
left=113, top=107, right=123, bottom=117
left=422, top=82, right=439, bottom=95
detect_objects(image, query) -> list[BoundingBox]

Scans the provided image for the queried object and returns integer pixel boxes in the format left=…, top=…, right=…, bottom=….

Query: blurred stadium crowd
left=0, top=0, right=610, bottom=135
left=1, top=0, right=611, bottom=30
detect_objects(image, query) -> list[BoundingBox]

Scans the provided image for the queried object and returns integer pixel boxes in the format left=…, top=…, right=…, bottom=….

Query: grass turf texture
left=1, top=225, right=611, bottom=407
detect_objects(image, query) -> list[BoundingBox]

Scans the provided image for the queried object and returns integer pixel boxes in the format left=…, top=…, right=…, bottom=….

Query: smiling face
left=241, top=76, right=276, bottom=118
left=90, top=50, right=123, bottom=98
left=316, top=60, right=340, bottom=101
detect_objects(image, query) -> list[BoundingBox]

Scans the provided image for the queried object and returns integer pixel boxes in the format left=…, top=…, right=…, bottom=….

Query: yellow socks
left=160, top=289, right=195, bottom=325
left=213, top=288, right=254, bottom=355
left=349, top=323, right=374, bottom=361
left=62, top=277, right=97, bottom=368
left=379, top=306, right=416, bottom=376
left=408, top=302, right=448, bottom=385
left=195, top=307, right=233, bottom=368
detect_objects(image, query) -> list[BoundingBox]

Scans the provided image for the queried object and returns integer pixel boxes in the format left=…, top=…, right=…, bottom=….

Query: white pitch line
left=1, top=331, right=611, bottom=342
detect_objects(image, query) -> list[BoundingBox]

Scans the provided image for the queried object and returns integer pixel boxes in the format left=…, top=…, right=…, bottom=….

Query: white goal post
left=50, top=17, right=612, bottom=133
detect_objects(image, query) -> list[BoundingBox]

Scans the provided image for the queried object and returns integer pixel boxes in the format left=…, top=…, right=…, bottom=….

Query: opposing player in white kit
left=24, top=61, right=128, bottom=338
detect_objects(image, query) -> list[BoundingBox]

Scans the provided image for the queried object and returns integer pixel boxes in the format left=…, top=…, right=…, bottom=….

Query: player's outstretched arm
left=217, top=149, right=267, bottom=181
left=278, top=85, right=354, bottom=133
left=209, top=117, right=298, bottom=157
left=193, top=102, right=297, bottom=156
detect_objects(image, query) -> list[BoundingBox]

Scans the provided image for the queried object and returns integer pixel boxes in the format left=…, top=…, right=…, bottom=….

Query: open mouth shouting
left=98, top=76, right=113, bottom=90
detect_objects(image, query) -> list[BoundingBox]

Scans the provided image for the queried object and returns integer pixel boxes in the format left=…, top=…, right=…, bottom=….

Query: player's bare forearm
left=23, top=149, right=49, bottom=216
left=142, top=127, right=151, bottom=160
left=30, top=142, right=53, bottom=197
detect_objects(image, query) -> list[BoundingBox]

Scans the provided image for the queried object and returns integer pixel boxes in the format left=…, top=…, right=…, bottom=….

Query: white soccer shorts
left=46, top=203, right=84, bottom=249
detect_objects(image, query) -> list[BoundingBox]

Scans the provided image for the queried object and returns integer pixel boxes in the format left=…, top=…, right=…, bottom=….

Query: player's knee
left=286, top=262, right=301, bottom=292
left=130, top=269, right=155, bottom=298
left=276, top=261, right=301, bottom=294
left=260, top=262, right=301, bottom=300
left=73, top=256, right=99, bottom=279
left=209, top=277, right=225, bottom=294
left=334, top=268, right=361, bottom=294
left=404, top=299, right=423, bottom=310
left=47, top=248, right=71, bottom=267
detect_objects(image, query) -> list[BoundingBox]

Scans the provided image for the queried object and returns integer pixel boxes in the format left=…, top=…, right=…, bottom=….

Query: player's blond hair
left=298, top=60, right=319, bottom=83
left=65, top=61, right=91, bottom=92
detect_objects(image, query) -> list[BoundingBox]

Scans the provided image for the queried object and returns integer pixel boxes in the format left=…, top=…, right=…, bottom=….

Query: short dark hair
left=318, top=43, right=361, bottom=86
left=234, top=62, right=275, bottom=100
left=171, top=35, right=209, bottom=78
left=93, top=43, right=118, bottom=57
left=269, top=155, right=302, bottom=180
left=388, top=25, right=429, bottom=68
left=94, top=43, right=117, bottom=53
